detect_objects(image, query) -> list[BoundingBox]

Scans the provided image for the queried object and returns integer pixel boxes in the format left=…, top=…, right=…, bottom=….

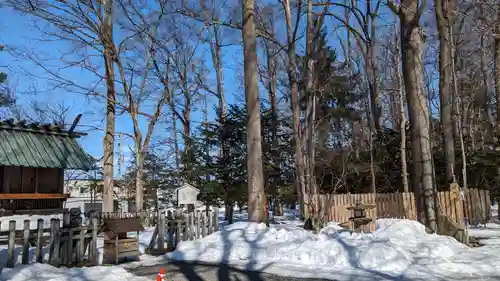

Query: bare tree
left=7, top=0, right=176, bottom=213
left=6, top=0, right=121, bottom=212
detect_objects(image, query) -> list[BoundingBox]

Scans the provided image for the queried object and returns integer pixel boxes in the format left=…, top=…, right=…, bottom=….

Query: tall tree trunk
left=282, top=0, right=307, bottom=219
left=182, top=74, right=192, bottom=169
left=480, top=26, right=491, bottom=145
left=305, top=0, right=317, bottom=221
left=135, top=150, right=144, bottom=212
left=366, top=0, right=382, bottom=132
left=394, top=20, right=409, bottom=193
left=494, top=5, right=500, bottom=218
left=397, top=0, right=437, bottom=232
left=172, top=104, right=180, bottom=170
left=102, top=0, right=115, bottom=213
left=263, top=20, right=280, bottom=216
left=436, top=0, right=456, bottom=184
left=450, top=24, right=467, bottom=193
left=242, top=0, right=266, bottom=223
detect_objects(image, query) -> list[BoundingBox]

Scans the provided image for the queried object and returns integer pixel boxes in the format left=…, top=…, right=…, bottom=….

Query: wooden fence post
left=77, top=225, right=85, bottom=263
left=167, top=220, right=174, bottom=251
left=90, top=217, right=98, bottom=265
left=208, top=209, right=213, bottom=235
left=214, top=207, right=219, bottom=232
left=174, top=221, right=180, bottom=248
left=36, top=219, right=44, bottom=263
left=201, top=212, right=206, bottom=237
left=195, top=210, right=200, bottom=239
left=61, top=211, right=70, bottom=265
left=158, top=212, right=165, bottom=251
left=49, top=218, right=60, bottom=267
left=7, top=220, right=16, bottom=268
left=66, top=228, right=73, bottom=266
left=22, top=219, right=30, bottom=264
left=187, top=212, right=194, bottom=240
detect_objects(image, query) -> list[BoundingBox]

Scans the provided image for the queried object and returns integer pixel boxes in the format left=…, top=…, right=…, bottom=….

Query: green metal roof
left=0, top=120, right=95, bottom=170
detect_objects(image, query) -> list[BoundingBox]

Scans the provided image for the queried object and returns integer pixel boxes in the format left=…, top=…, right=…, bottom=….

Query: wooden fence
left=0, top=212, right=99, bottom=268
left=319, top=188, right=491, bottom=231
left=147, top=208, right=219, bottom=254
left=0, top=208, right=221, bottom=268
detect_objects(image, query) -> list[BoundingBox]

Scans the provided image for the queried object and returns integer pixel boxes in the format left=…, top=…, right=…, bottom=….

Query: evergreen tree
left=124, top=151, right=171, bottom=209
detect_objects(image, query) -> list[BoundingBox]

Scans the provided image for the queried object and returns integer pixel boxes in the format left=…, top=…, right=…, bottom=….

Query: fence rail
left=319, top=188, right=491, bottom=231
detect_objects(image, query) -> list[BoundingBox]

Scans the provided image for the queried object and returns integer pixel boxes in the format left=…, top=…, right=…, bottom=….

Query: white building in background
left=175, top=182, right=204, bottom=211
left=64, top=179, right=129, bottom=213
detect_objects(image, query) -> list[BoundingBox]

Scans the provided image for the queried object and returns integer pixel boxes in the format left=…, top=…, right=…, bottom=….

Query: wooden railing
left=147, top=208, right=220, bottom=254
left=0, top=193, right=70, bottom=199
left=0, top=193, right=69, bottom=215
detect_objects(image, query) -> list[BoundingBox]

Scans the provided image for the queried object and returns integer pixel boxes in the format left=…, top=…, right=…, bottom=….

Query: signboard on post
left=175, top=183, right=200, bottom=206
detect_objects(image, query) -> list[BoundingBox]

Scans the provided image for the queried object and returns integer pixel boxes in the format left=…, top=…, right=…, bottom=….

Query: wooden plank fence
left=319, top=188, right=491, bottom=231
left=0, top=208, right=220, bottom=268
left=0, top=212, right=99, bottom=268
left=147, top=208, right=219, bottom=254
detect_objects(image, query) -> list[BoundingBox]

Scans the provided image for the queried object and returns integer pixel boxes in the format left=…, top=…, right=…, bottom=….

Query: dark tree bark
left=436, top=0, right=457, bottom=184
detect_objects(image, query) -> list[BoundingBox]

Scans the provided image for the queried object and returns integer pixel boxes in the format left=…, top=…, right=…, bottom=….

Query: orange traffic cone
left=157, top=268, right=165, bottom=281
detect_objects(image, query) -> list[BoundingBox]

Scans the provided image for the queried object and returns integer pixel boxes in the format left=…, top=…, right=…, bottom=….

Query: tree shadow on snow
left=217, top=223, right=270, bottom=281
left=128, top=223, right=273, bottom=281
left=334, top=236, right=500, bottom=281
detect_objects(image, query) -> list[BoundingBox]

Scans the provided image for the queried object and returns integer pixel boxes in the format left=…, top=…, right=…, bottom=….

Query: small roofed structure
left=100, top=217, right=144, bottom=240
left=175, top=182, right=203, bottom=212
left=0, top=116, right=95, bottom=215
left=101, top=216, right=144, bottom=264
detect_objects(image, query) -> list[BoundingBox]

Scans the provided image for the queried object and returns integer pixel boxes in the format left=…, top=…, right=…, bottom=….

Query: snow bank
left=166, top=219, right=500, bottom=280
left=0, top=263, right=149, bottom=281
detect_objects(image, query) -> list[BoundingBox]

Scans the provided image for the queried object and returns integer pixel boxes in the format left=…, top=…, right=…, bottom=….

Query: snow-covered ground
left=3, top=206, right=500, bottom=280
left=0, top=263, right=149, bottom=281
left=165, top=219, right=500, bottom=280
left=468, top=204, right=500, bottom=245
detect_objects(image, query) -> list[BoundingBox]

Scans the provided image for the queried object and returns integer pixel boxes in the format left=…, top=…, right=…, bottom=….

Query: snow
left=4, top=205, right=500, bottom=280
left=163, top=219, right=487, bottom=280
left=153, top=205, right=500, bottom=280
left=0, top=263, right=149, bottom=281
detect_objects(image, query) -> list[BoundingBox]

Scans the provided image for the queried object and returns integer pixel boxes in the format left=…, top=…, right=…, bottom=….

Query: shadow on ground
left=128, top=260, right=327, bottom=281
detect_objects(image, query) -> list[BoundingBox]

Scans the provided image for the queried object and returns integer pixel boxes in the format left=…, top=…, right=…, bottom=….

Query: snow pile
left=166, top=219, right=500, bottom=280
left=0, top=263, right=149, bottom=281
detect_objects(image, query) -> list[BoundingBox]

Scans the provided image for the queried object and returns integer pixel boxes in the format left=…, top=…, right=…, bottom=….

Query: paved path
left=128, top=261, right=333, bottom=281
